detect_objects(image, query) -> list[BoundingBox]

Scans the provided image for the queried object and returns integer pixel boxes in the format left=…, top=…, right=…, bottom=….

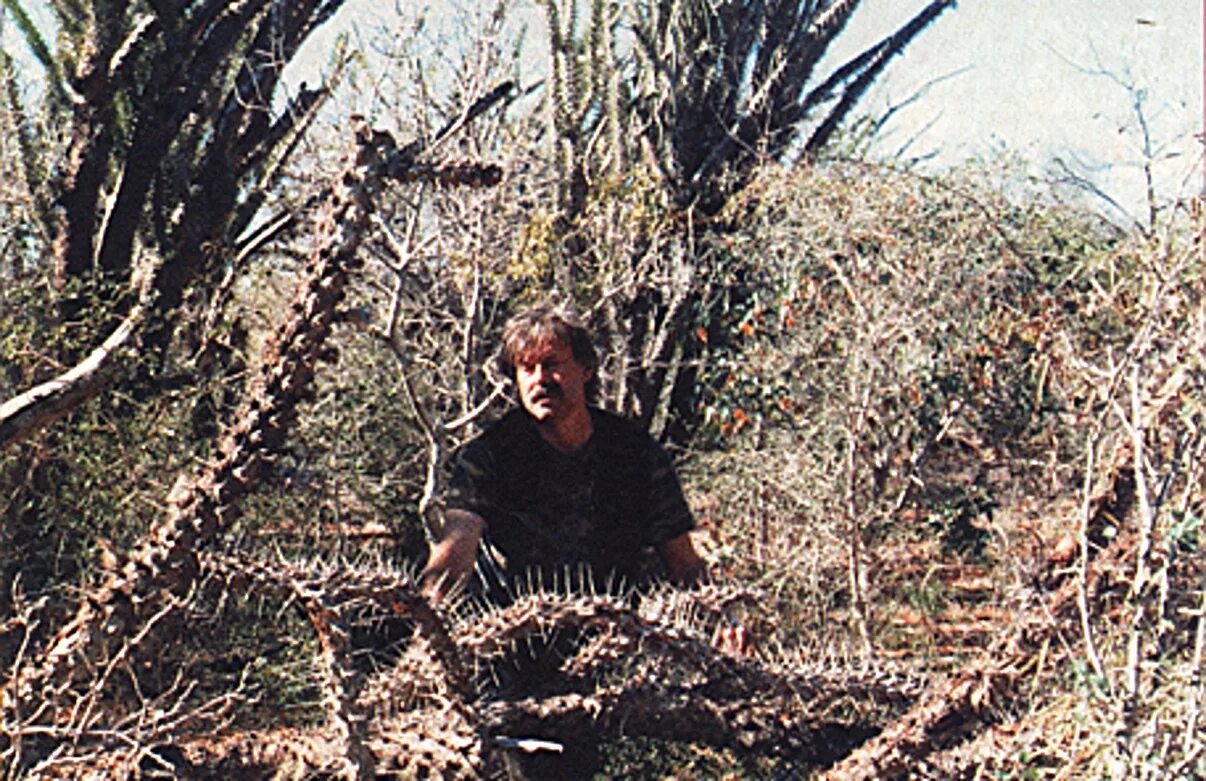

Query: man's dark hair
left=500, top=304, right=599, bottom=388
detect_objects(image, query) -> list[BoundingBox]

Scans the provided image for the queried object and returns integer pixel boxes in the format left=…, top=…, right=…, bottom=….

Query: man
left=421, top=304, right=707, bottom=603
left=419, top=306, right=733, bottom=779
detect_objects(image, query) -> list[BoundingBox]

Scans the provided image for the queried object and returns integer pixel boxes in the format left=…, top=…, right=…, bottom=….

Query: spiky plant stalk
left=0, top=122, right=501, bottom=774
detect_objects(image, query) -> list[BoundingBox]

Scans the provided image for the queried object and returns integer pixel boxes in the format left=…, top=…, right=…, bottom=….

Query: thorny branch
left=1, top=114, right=504, bottom=777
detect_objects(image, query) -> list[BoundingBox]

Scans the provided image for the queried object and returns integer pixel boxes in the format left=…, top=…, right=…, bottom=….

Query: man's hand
left=656, top=532, right=707, bottom=586
left=658, top=533, right=755, bottom=656
left=421, top=510, right=485, bottom=603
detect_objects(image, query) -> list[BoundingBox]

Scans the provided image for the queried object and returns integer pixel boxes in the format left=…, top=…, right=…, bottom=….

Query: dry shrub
left=686, top=159, right=1109, bottom=653
left=682, top=159, right=1204, bottom=776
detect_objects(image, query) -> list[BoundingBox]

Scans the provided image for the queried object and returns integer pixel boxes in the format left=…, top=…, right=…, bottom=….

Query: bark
left=0, top=306, right=144, bottom=451
left=32, top=584, right=919, bottom=778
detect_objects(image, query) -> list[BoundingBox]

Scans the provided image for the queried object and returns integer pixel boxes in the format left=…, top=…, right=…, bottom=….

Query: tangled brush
left=140, top=557, right=924, bottom=779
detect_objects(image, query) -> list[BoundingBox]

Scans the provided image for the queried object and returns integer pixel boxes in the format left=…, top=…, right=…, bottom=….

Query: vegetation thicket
left=0, top=0, right=1201, bottom=778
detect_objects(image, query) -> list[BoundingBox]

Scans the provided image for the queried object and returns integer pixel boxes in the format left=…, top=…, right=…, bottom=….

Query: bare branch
left=0, top=303, right=145, bottom=451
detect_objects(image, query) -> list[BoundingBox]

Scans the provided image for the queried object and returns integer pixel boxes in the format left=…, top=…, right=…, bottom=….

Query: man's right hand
left=421, top=509, right=485, bottom=602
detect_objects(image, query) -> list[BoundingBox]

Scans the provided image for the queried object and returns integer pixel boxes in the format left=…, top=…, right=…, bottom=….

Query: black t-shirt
left=446, top=407, right=695, bottom=600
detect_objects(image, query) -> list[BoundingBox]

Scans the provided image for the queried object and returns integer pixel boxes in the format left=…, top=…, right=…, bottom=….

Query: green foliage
left=0, top=278, right=209, bottom=600
left=0, top=275, right=124, bottom=385
left=1167, top=510, right=1201, bottom=553
left=692, top=161, right=1119, bottom=500
left=683, top=160, right=1206, bottom=776
left=239, top=328, right=432, bottom=566
left=518, top=0, right=960, bottom=435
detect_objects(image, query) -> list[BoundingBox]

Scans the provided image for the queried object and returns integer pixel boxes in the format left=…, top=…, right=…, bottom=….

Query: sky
left=837, top=0, right=1203, bottom=226
left=297, top=0, right=1203, bottom=227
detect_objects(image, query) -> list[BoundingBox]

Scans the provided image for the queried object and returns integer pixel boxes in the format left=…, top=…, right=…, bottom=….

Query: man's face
left=514, top=337, right=592, bottom=424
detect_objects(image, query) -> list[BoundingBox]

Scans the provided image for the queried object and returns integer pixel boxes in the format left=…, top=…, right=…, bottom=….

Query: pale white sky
left=306, top=0, right=1203, bottom=224
left=841, top=0, right=1203, bottom=224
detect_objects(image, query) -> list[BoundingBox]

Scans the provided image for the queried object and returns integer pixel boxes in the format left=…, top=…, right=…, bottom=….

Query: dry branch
left=821, top=448, right=1141, bottom=779
left=0, top=306, right=144, bottom=451
left=203, top=551, right=474, bottom=703
left=817, top=298, right=1206, bottom=779
left=39, top=577, right=923, bottom=778
left=11, top=126, right=376, bottom=699
left=2, top=120, right=501, bottom=775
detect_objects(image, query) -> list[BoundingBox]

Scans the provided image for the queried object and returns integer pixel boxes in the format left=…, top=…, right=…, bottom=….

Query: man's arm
left=656, top=531, right=706, bottom=586
left=421, top=509, right=485, bottom=602
left=660, top=530, right=753, bottom=655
